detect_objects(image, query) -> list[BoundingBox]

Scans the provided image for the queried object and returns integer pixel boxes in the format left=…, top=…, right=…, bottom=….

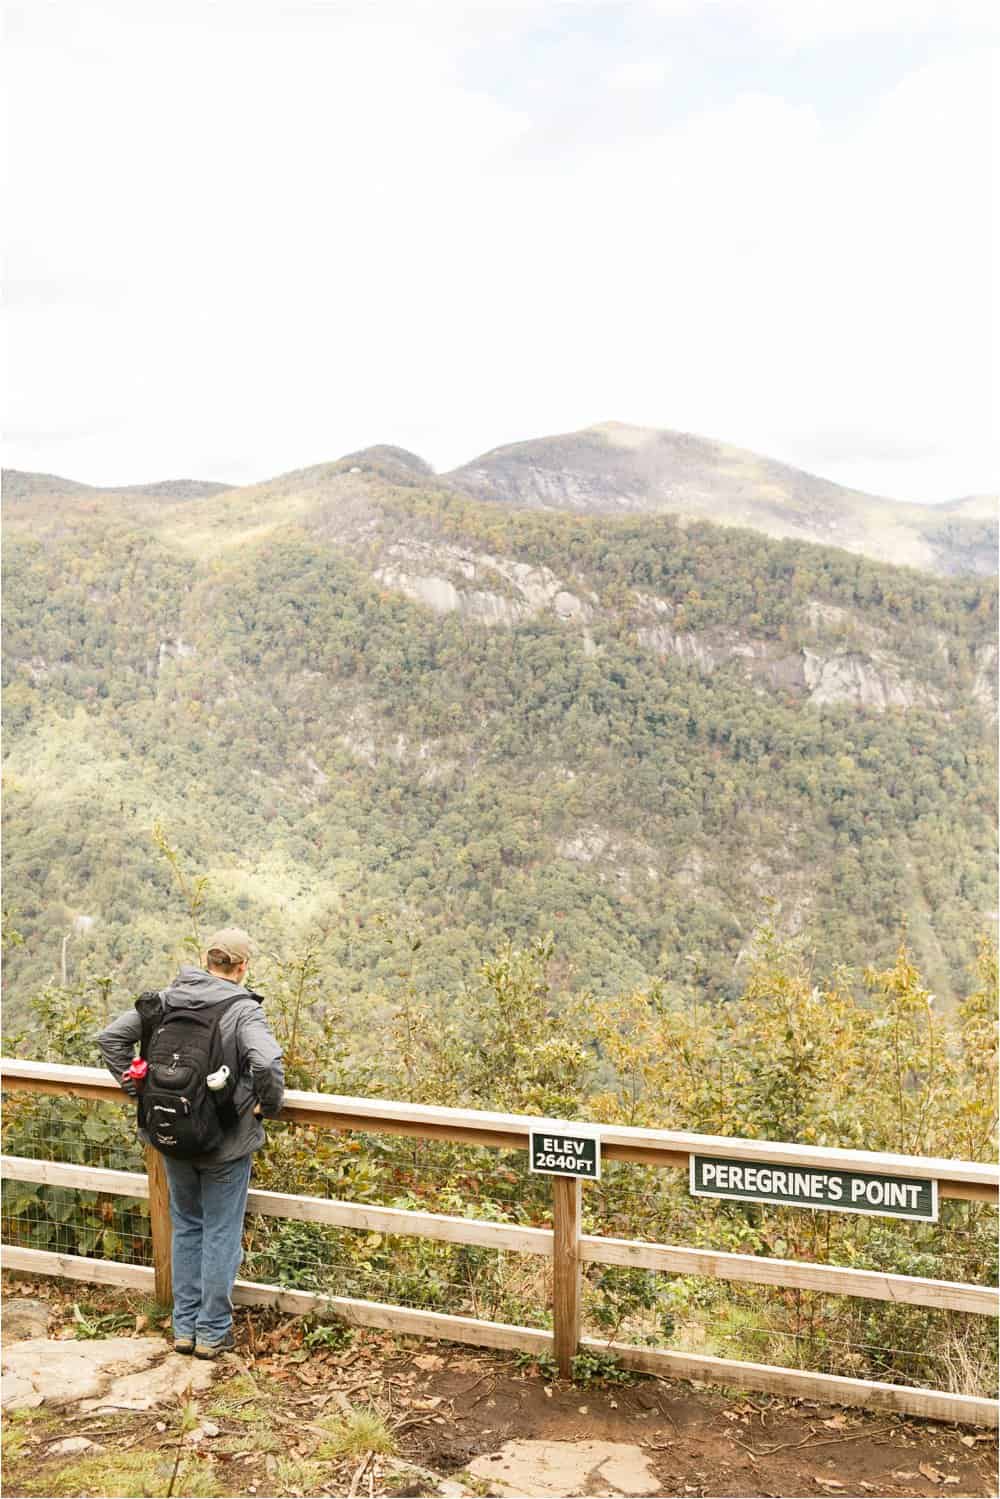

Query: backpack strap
left=134, top=991, right=164, bottom=1061
left=207, top=992, right=255, bottom=1132
left=131, top=991, right=164, bottom=1133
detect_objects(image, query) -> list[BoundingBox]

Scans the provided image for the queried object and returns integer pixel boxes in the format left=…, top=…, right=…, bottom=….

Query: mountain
left=6, top=421, right=996, bottom=578
left=446, top=422, right=998, bottom=577
left=1, top=446, right=996, bottom=1026
left=2, top=471, right=231, bottom=503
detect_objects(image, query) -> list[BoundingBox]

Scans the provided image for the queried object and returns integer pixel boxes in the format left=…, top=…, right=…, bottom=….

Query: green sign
left=530, top=1127, right=601, bottom=1181
left=690, top=1154, right=937, bottom=1222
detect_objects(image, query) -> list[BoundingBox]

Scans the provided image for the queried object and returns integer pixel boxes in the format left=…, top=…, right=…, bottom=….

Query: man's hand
left=121, top=1077, right=139, bottom=1097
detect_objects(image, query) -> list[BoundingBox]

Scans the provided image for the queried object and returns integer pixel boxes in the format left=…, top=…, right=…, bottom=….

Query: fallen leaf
left=578, top=1406, right=588, bottom=1415
left=892, top=1472, right=918, bottom=1480
left=135, top=1314, right=149, bottom=1333
left=822, top=1415, right=848, bottom=1430
left=959, top=1435, right=976, bottom=1447
left=543, top=1387, right=553, bottom=1398
left=919, top=1462, right=946, bottom=1484
left=943, top=1478, right=961, bottom=1486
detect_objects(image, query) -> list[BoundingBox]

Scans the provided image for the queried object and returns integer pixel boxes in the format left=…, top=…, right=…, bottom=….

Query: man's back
left=97, top=964, right=285, bottom=1164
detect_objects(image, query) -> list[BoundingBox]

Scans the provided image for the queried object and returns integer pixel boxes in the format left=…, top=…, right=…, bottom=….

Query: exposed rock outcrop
left=156, top=637, right=197, bottom=672
left=369, top=551, right=969, bottom=716
left=337, top=708, right=457, bottom=782
left=632, top=593, right=931, bottom=710
left=2, top=1337, right=216, bottom=1412
left=973, top=642, right=998, bottom=714
left=373, top=541, right=593, bottom=627
left=801, top=649, right=927, bottom=710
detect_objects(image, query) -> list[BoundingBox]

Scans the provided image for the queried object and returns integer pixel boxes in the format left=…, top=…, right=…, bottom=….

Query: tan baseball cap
left=205, top=927, right=253, bottom=964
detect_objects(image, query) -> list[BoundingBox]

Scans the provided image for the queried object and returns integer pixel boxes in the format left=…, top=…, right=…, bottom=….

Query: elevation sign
left=530, top=1125, right=601, bottom=1181
left=690, top=1155, right=937, bottom=1222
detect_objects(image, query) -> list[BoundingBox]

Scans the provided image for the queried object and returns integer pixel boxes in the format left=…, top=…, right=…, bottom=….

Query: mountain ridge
left=4, top=420, right=996, bottom=576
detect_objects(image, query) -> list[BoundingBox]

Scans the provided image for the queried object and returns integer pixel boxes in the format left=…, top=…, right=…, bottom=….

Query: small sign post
left=530, top=1125, right=601, bottom=1181
left=690, top=1154, right=938, bottom=1222
left=531, top=1120, right=599, bottom=1378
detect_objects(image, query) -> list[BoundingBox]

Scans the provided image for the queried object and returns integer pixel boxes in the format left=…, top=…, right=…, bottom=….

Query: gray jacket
left=96, top=966, right=285, bottom=1165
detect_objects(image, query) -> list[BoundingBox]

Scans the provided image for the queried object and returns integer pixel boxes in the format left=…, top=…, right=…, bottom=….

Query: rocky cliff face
left=373, top=541, right=597, bottom=634
left=365, top=540, right=961, bottom=714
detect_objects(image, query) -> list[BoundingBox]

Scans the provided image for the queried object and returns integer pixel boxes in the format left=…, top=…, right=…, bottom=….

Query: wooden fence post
left=552, top=1177, right=582, bottom=1379
left=145, top=1146, right=172, bottom=1308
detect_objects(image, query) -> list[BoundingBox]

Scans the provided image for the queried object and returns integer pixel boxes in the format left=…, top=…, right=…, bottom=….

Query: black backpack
left=134, top=990, right=247, bottom=1158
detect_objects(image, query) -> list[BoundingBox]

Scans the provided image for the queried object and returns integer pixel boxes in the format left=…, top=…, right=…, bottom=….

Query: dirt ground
left=2, top=1276, right=997, bottom=1499
left=413, top=1356, right=997, bottom=1498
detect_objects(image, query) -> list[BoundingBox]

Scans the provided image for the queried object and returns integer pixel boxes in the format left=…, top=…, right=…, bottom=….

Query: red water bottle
left=123, top=1058, right=148, bottom=1088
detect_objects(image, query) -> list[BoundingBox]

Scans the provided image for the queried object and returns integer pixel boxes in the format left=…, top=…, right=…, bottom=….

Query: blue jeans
left=162, top=1153, right=252, bottom=1344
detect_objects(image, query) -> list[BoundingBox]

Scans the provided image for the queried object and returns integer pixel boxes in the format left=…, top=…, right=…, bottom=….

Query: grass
left=939, top=1328, right=1000, bottom=1397
left=215, top=1429, right=283, bottom=1457
left=314, top=1405, right=398, bottom=1460
left=17, top=1450, right=223, bottom=1498
left=206, top=1372, right=266, bottom=1421
left=1, top=1408, right=56, bottom=1465
left=273, top=1454, right=329, bottom=1491
left=134, top=1295, right=175, bottom=1324
left=206, top=1373, right=284, bottom=1455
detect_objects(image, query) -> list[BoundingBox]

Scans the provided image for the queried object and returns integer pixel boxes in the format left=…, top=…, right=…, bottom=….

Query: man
left=97, top=928, right=284, bottom=1358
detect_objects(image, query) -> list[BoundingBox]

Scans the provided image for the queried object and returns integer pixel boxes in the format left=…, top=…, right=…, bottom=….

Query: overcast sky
left=4, top=0, right=998, bottom=501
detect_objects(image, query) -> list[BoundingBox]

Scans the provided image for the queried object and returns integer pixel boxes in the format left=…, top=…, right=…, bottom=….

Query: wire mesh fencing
left=1, top=1089, right=151, bottom=1266
left=579, top=1262, right=999, bottom=1397
left=247, top=1123, right=554, bottom=1328
left=243, top=1215, right=553, bottom=1330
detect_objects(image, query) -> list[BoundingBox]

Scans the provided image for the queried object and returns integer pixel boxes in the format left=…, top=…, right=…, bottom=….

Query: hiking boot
left=173, top=1336, right=195, bottom=1355
left=193, top=1330, right=236, bottom=1360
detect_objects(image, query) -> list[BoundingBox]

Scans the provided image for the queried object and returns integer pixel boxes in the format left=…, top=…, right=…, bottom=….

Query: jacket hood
left=163, top=965, right=252, bottom=1010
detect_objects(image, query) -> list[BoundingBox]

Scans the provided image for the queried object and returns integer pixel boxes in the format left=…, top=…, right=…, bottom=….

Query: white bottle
left=206, top=1064, right=230, bottom=1091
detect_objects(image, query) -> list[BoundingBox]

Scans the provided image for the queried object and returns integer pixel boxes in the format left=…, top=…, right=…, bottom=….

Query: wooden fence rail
left=2, top=1058, right=998, bottom=1428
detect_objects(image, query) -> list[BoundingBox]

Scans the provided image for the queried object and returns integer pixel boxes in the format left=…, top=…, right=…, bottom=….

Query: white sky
left=4, top=0, right=998, bottom=501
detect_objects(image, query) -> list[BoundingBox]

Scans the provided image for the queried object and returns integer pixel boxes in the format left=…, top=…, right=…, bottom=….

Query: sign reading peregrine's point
left=690, top=1155, right=937, bottom=1222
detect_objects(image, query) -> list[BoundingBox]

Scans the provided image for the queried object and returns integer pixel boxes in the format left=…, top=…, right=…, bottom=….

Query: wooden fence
left=1, top=1057, right=998, bottom=1427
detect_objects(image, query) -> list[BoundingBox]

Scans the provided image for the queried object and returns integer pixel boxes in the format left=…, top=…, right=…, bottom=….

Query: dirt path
left=2, top=1276, right=996, bottom=1498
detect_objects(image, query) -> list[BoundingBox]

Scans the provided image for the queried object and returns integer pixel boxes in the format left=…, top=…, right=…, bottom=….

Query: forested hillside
left=2, top=453, right=996, bottom=1026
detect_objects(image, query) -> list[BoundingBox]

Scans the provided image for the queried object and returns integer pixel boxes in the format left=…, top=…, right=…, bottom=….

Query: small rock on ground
left=467, top=1440, right=661, bottom=1497
left=78, top=1351, right=217, bottom=1411
left=2, top=1336, right=216, bottom=1412
left=2, top=1299, right=51, bottom=1345
left=47, top=1437, right=105, bottom=1456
